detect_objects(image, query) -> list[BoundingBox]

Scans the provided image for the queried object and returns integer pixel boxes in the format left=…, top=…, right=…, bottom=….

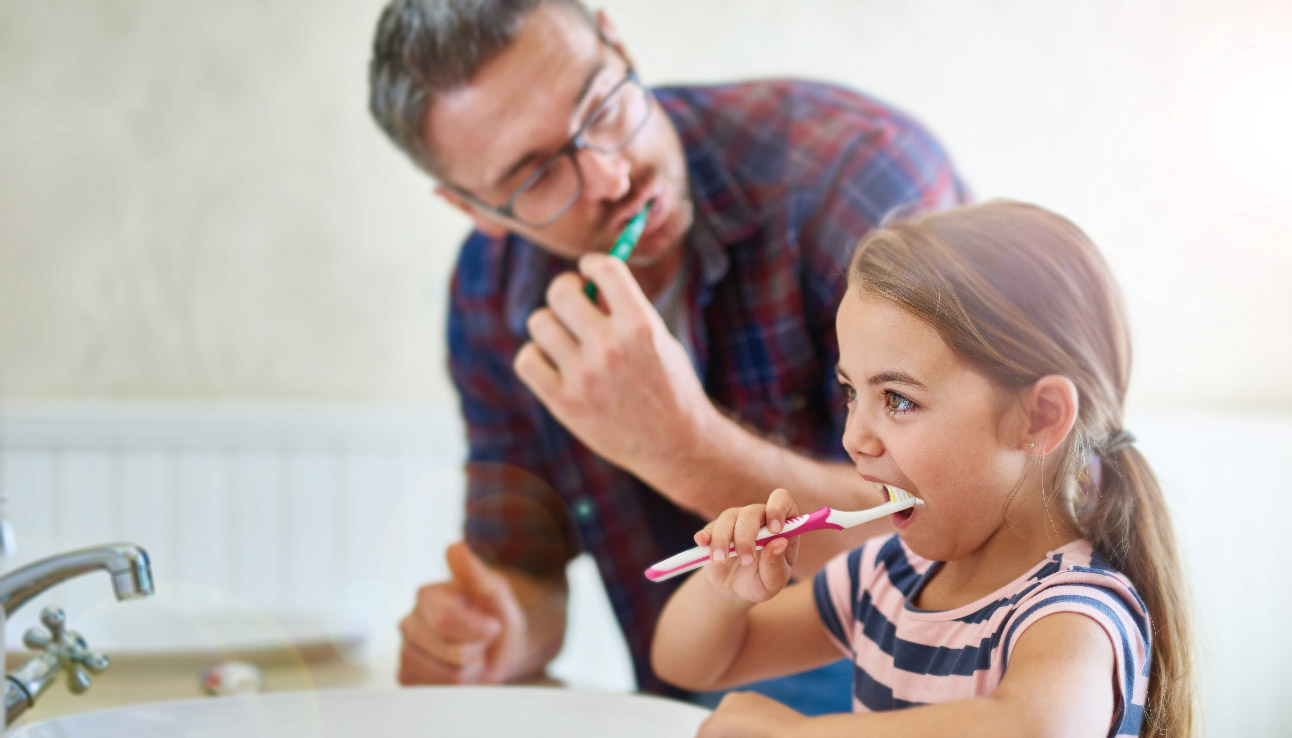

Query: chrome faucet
left=0, top=543, right=154, bottom=728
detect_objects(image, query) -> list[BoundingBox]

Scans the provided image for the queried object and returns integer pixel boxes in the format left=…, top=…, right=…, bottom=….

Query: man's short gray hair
left=368, top=0, right=594, bottom=177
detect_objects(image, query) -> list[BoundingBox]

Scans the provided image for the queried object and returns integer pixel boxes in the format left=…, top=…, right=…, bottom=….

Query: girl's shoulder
left=1024, top=539, right=1146, bottom=609
left=1001, top=540, right=1153, bottom=729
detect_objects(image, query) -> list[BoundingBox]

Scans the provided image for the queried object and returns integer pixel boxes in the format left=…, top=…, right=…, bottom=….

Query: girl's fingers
left=708, top=508, right=740, bottom=564
left=765, top=488, right=797, bottom=533
left=758, top=538, right=794, bottom=590
left=733, top=505, right=766, bottom=566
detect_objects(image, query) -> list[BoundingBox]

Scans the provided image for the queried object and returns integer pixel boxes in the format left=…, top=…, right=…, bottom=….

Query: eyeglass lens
left=510, top=77, right=651, bottom=226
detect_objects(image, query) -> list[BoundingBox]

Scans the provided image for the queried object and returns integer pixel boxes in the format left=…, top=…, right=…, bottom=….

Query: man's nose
left=575, top=147, right=631, bottom=202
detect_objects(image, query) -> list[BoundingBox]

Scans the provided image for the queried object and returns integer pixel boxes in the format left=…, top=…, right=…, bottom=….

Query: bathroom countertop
left=5, top=645, right=401, bottom=723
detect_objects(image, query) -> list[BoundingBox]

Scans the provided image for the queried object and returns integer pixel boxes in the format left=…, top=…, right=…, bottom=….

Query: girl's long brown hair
left=849, top=200, right=1194, bottom=737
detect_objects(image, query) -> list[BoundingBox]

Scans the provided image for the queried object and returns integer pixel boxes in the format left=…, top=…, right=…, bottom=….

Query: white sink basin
left=8, top=686, right=709, bottom=738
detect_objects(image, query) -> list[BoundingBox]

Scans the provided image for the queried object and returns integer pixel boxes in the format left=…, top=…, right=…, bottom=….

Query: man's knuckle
left=626, top=318, right=652, bottom=343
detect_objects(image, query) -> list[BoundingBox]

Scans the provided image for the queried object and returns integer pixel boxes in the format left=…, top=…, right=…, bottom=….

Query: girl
left=652, top=201, right=1193, bottom=737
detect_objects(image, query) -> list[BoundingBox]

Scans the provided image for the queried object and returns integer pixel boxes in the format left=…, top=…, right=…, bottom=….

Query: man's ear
left=434, top=184, right=509, bottom=238
left=1023, top=375, right=1079, bottom=454
left=594, top=9, right=635, bottom=68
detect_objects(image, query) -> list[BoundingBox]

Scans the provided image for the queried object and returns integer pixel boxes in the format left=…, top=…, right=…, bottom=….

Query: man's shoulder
left=657, top=78, right=940, bottom=191
left=657, top=79, right=923, bottom=141
left=452, top=229, right=506, bottom=297
left=657, top=78, right=896, bottom=113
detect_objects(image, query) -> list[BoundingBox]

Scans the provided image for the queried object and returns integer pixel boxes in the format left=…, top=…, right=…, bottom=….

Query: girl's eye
left=883, top=391, right=916, bottom=414
left=837, top=381, right=857, bottom=405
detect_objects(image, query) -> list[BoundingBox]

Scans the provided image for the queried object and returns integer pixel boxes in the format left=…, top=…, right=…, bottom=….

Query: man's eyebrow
left=866, top=370, right=930, bottom=391
left=489, top=60, right=607, bottom=191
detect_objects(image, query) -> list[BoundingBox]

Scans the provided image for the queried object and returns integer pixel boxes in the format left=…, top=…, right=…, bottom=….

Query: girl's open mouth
left=874, top=482, right=920, bottom=528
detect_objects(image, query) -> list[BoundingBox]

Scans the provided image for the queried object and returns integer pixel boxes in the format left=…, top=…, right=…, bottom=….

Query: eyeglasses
left=450, top=68, right=654, bottom=229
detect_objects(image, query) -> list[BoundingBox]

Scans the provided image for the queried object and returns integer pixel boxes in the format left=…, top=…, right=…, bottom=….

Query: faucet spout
left=0, top=543, right=153, bottom=618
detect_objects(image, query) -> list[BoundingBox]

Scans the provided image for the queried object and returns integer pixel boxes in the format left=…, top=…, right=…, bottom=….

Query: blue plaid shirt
left=448, top=79, right=968, bottom=696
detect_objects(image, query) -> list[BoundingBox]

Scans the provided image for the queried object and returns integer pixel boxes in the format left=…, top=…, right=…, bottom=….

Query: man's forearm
left=498, top=568, right=569, bottom=683
left=635, top=410, right=890, bottom=573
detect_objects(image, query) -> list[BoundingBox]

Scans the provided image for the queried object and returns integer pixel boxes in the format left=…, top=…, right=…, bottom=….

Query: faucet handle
left=20, top=606, right=111, bottom=694
left=21, top=607, right=65, bottom=651
left=67, top=648, right=110, bottom=694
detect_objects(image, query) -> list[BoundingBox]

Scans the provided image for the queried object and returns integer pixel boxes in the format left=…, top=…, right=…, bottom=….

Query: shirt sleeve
left=449, top=234, right=581, bottom=577
left=813, top=541, right=880, bottom=656
left=1001, top=571, right=1152, bottom=733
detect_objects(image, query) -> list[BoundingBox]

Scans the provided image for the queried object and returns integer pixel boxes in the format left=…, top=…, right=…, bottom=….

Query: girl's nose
left=842, top=411, right=884, bottom=459
left=576, top=147, right=631, bottom=202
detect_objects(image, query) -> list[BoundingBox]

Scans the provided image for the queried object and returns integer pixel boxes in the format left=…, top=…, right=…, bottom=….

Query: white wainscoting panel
left=0, top=402, right=635, bottom=693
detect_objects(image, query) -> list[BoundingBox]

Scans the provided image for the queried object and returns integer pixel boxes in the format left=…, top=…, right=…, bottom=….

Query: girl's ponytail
left=1082, top=441, right=1195, bottom=738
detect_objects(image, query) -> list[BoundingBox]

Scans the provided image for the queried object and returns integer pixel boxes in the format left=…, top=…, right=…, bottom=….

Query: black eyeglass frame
left=446, top=67, right=653, bottom=229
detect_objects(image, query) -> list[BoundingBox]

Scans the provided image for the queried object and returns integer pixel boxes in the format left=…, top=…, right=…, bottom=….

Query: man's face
left=426, top=5, right=693, bottom=270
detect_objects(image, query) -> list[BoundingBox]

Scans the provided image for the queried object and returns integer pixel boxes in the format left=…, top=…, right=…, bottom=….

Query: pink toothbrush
left=644, top=486, right=920, bottom=582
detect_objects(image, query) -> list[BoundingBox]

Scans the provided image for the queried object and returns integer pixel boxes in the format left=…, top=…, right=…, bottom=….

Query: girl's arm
left=698, top=611, right=1118, bottom=738
left=652, top=573, right=844, bottom=692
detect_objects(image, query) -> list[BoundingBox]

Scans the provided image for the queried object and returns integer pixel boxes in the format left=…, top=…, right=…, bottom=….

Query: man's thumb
left=446, top=541, right=509, bottom=609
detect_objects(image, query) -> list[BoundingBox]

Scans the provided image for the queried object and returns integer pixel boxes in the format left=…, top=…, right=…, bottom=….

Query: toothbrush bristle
left=884, top=485, right=913, bottom=503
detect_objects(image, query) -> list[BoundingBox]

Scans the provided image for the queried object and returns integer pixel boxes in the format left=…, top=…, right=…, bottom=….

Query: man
left=368, top=0, right=967, bottom=713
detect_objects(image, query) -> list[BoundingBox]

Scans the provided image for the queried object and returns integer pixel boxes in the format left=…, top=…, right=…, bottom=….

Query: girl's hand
left=694, top=488, right=799, bottom=603
left=698, top=691, right=807, bottom=738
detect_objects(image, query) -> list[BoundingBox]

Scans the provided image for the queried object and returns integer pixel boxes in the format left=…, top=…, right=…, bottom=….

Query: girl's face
left=834, top=289, right=1030, bottom=562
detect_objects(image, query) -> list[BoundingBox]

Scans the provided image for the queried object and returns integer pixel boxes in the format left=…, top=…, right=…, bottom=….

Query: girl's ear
left=1024, top=375, right=1079, bottom=454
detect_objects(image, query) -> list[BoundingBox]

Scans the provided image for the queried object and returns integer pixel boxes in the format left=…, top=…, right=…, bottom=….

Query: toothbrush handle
left=643, top=507, right=842, bottom=582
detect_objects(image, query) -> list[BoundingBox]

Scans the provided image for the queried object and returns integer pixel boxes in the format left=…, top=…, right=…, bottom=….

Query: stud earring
left=1029, top=442, right=1036, bottom=449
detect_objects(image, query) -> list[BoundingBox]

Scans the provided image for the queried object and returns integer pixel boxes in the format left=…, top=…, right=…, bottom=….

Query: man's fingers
left=545, top=270, right=602, bottom=336
left=445, top=541, right=524, bottom=625
left=398, top=640, right=487, bottom=685
left=578, top=253, right=654, bottom=317
left=525, top=308, right=579, bottom=368
left=401, top=611, right=491, bottom=667
left=513, top=341, right=560, bottom=400
left=406, top=588, right=503, bottom=644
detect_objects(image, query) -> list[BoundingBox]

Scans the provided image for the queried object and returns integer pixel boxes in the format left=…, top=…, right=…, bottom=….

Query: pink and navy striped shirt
left=814, top=535, right=1150, bottom=736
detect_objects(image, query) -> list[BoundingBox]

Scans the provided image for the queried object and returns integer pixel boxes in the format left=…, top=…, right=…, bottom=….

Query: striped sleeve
left=1001, top=571, right=1151, bottom=734
left=813, top=540, right=879, bottom=655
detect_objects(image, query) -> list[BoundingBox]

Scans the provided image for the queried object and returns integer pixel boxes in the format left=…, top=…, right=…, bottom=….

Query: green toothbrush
left=584, top=201, right=652, bottom=302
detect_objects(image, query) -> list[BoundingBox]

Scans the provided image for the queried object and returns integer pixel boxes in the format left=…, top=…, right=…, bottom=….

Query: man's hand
left=514, top=253, right=715, bottom=481
left=398, top=542, right=529, bottom=685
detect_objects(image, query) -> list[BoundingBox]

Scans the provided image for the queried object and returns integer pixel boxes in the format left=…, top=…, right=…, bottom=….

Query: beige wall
left=2, top=0, right=1290, bottom=411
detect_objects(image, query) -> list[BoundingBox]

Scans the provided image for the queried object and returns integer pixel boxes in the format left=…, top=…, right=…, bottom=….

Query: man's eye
left=588, top=102, right=617, bottom=129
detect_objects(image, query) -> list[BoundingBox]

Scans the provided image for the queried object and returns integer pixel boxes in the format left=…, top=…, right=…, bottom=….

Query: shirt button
left=572, top=498, right=597, bottom=521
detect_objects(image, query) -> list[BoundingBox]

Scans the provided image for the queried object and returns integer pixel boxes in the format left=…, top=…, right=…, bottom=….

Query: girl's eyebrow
left=836, top=365, right=928, bottom=391
left=866, top=370, right=930, bottom=391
